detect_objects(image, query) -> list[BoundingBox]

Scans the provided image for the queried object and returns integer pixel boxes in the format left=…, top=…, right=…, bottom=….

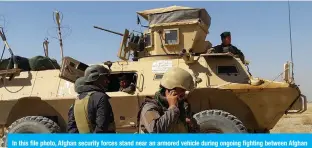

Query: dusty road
left=271, top=103, right=312, bottom=133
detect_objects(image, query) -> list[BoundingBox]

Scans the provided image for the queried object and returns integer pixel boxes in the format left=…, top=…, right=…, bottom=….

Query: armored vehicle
left=0, top=5, right=308, bottom=145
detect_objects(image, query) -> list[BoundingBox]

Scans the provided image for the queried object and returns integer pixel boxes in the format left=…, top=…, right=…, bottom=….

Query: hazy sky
left=0, top=1, right=311, bottom=100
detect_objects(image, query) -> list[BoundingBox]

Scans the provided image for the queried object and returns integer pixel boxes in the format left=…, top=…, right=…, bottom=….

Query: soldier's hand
left=166, top=90, right=179, bottom=108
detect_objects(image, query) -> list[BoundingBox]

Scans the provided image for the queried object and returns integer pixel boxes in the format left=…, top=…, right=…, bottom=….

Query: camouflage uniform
left=137, top=67, right=195, bottom=133
left=211, top=32, right=245, bottom=63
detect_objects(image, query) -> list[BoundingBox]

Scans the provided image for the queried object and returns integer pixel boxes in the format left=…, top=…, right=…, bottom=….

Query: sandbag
left=29, top=56, right=60, bottom=71
left=0, top=56, right=31, bottom=71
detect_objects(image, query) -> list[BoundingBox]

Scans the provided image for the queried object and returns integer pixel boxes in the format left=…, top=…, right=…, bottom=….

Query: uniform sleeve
left=233, top=47, right=245, bottom=63
left=140, top=104, right=180, bottom=133
left=67, top=104, right=79, bottom=133
left=94, top=95, right=113, bottom=133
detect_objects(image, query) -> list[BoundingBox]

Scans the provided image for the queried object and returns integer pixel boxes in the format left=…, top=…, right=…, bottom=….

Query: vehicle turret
left=136, top=6, right=212, bottom=56
left=95, top=6, right=213, bottom=62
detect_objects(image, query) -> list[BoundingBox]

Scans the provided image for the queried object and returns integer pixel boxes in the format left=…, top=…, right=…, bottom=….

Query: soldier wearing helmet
left=137, top=67, right=195, bottom=133
left=67, top=65, right=116, bottom=133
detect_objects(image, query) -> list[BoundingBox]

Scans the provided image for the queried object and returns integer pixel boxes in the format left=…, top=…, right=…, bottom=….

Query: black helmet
left=74, top=76, right=86, bottom=93
left=84, top=65, right=110, bottom=83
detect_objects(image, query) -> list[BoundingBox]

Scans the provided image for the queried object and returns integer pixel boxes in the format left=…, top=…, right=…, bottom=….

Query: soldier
left=118, top=74, right=135, bottom=94
left=137, top=67, right=195, bottom=133
left=67, top=65, right=116, bottom=133
left=210, top=31, right=245, bottom=63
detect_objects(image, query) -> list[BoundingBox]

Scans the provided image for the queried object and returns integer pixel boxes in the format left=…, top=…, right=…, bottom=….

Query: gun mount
left=94, top=26, right=125, bottom=36
left=95, top=6, right=213, bottom=63
left=94, top=26, right=145, bottom=61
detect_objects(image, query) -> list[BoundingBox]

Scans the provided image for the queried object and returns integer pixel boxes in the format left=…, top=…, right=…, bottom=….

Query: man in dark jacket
left=210, top=31, right=245, bottom=63
left=67, top=65, right=116, bottom=133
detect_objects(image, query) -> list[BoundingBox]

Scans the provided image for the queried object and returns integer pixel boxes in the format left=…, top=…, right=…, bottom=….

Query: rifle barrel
left=93, top=26, right=124, bottom=36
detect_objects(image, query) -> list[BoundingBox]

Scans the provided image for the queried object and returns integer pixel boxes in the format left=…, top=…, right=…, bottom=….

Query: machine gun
left=94, top=26, right=146, bottom=61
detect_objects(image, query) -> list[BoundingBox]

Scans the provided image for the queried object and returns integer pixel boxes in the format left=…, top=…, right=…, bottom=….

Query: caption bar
left=8, top=134, right=312, bottom=148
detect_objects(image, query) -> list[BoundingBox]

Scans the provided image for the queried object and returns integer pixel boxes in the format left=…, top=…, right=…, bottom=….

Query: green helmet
left=160, top=67, right=195, bottom=91
left=74, top=76, right=86, bottom=93
left=84, top=65, right=110, bottom=83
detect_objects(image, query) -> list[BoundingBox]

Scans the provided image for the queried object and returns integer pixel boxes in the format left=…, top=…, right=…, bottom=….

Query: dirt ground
left=270, top=103, right=312, bottom=133
left=0, top=104, right=310, bottom=136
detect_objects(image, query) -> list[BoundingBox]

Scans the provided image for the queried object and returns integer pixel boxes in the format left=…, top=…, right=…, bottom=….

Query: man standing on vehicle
left=210, top=31, right=245, bottom=63
left=137, top=67, right=196, bottom=133
left=67, top=65, right=116, bottom=133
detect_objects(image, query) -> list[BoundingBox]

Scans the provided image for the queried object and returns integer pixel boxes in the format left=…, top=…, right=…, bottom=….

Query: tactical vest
left=137, top=97, right=188, bottom=133
left=74, top=91, right=116, bottom=133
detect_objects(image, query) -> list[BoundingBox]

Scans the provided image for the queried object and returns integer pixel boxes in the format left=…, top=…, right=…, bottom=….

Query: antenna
left=53, top=10, right=64, bottom=61
left=43, top=38, right=49, bottom=57
left=287, top=0, right=295, bottom=83
left=47, top=10, right=71, bottom=63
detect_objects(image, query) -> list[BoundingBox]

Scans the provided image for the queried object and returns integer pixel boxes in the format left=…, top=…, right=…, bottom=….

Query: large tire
left=193, top=109, right=247, bottom=133
left=1, top=116, right=61, bottom=147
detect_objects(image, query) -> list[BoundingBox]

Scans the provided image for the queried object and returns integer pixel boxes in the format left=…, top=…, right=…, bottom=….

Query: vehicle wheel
left=193, top=109, right=247, bottom=133
left=1, top=116, right=61, bottom=147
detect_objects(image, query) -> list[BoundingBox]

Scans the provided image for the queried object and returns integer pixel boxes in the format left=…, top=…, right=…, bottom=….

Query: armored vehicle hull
left=0, top=54, right=306, bottom=137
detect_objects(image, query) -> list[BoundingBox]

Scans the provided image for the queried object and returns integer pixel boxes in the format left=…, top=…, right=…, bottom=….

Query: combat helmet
left=84, top=65, right=110, bottom=83
left=160, top=67, right=195, bottom=91
left=74, top=76, right=86, bottom=93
